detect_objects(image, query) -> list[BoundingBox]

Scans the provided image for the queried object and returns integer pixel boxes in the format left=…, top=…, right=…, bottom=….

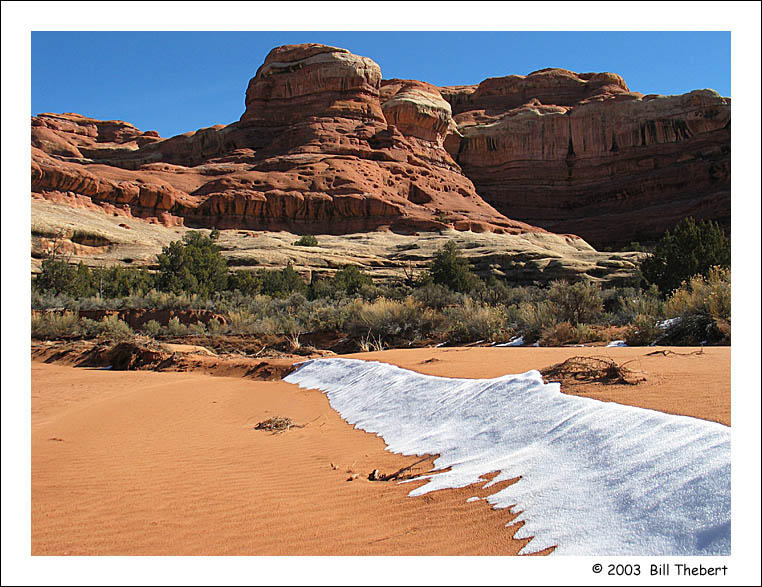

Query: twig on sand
left=644, top=349, right=705, bottom=357
left=369, top=455, right=434, bottom=482
left=367, top=528, right=418, bottom=544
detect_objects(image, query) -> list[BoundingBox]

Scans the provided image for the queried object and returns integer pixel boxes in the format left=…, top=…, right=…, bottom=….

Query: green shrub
left=308, top=278, right=337, bottom=300
left=608, top=285, right=664, bottom=325
left=31, top=290, right=78, bottom=311
left=348, top=297, right=442, bottom=343
left=427, top=241, right=478, bottom=293
left=187, top=321, right=208, bottom=336
left=332, top=265, right=372, bottom=296
left=443, top=299, right=508, bottom=343
left=539, top=321, right=595, bottom=346
left=206, top=318, right=225, bottom=335
left=495, top=285, right=545, bottom=307
left=124, top=289, right=200, bottom=311
left=141, top=319, right=162, bottom=338
left=164, top=316, right=189, bottom=337
left=79, top=296, right=121, bottom=311
left=259, top=264, right=307, bottom=297
left=624, top=314, right=662, bottom=346
left=227, top=270, right=262, bottom=296
left=514, top=300, right=559, bottom=343
left=659, top=266, right=731, bottom=345
left=79, top=317, right=102, bottom=338
left=412, top=282, right=463, bottom=310
left=304, top=299, right=351, bottom=332
left=308, top=266, right=373, bottom=300
left=226, top=309, right=258, bottom=335
left=156, top=231, right=228, bottom=297
left=547, top=280, right=603, bottom=326
left=640, top=217, right=730, bottom=296
left=98, top=315, right=134, bottom=341
left=293, top=235, right=319, bottom=247
left=31, top=311, right=81, bottom=339
left=91, top=265, right=155, bottom=297
left=470, top=277, right=517, bottom=306
left=34, top=259, right=93, bottom=297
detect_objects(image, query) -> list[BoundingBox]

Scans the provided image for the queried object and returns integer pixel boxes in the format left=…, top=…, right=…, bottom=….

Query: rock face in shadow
left=441, top=69, right=730, bottom=246
left=30, top=44, right=541, bottom=236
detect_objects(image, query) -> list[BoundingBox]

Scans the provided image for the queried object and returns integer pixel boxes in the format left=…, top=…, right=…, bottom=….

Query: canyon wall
left=441, top=69, right=730, bottom=246
left=31, top=46, right=730, bottom=250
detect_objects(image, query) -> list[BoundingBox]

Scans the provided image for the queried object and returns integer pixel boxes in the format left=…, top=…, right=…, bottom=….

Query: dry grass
left=665, top=266, right=730, bottom=321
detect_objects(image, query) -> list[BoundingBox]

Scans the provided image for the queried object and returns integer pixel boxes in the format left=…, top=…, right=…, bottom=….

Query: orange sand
left=31, top=346, right=729, bottom=555
left=343, top=346, right=730, bottom=425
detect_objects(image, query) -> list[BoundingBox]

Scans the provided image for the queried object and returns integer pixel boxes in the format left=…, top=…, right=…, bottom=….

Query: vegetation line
left=31, top=218, right=730, bottom=350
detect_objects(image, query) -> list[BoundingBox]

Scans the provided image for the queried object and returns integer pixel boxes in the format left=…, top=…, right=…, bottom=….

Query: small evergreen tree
left=333, top=265, right=372, bottom=295
left=428, top=241, right=478, bottom=293
left=156, top=231, right=228, bottom=297
left=640, top=218, right=730, bottom=296
left=34, top=258, right=93, bottom=297
left=227, top=270, right=262, bottom=296
left=91, top=265, right=155, bottom=298
left=293, top=235, right=319, bottom=247
left=259, top=263, right=307, bottom=297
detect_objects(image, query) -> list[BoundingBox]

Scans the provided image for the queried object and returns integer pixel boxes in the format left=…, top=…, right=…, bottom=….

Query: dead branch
left=541, top=355, right=645, bottom=386
left=370, top=455, right=434, bottom=482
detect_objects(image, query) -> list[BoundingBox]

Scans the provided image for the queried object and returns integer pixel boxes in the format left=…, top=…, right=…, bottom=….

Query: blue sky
left=32, top=31, right=731, bottom=139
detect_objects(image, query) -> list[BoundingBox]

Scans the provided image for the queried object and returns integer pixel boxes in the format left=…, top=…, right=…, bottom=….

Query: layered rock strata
left=441, top=69, right=730, bottom=246
left=31, top=44, right=539, bottom=236
left=31, top=46, right=730, bottom=252
left=31, top=197, right=643, bottom=286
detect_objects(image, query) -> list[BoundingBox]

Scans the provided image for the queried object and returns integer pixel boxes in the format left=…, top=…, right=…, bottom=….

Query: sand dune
left=31, top=346, right=729, bottom=555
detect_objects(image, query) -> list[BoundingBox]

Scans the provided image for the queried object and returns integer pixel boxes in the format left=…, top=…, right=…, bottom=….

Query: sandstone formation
left=380, top=79, right=459, bottom=144
left=31, top=197, right=643, bottom=286
left=31, top=44, right=730, bottom=259
left=441, top=69, right=730, bottom=246
left=31, top=44, right=539, bottom=236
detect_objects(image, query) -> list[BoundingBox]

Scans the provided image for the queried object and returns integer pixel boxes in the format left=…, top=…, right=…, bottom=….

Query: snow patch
left=285, top=358, right=730, bottom=556
left=496, top=336, right=524, bottom=347
left=657, top=317, right=681, bottom=330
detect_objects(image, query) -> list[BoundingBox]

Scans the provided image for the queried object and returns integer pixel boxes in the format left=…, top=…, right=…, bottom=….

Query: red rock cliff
left=30, top=44, right=537, bottom=236
left=441, top=69, right=730, bottom=246
left=31, top=52, right=729, bottom=246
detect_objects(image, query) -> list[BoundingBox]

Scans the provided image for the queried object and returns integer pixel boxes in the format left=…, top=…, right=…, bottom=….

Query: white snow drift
left=285, top=358, right=730, bottom=555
